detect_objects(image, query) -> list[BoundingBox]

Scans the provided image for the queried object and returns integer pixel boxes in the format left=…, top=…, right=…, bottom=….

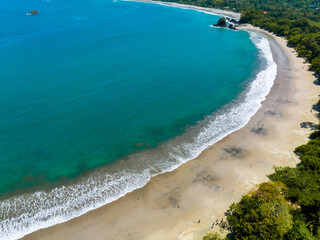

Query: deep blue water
left=0, top=0, right=258, bottom=194
left=0, top=1, right=278, bottom=239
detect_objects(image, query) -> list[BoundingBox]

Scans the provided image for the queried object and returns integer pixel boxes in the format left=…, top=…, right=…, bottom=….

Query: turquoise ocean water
left=0, top=0, right=277, bottom=239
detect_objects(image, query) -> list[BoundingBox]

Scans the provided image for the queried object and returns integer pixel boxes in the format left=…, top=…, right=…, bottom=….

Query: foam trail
left=0, top=32, right=276, bottom=240
left=124, top=0, right=241, bottom=20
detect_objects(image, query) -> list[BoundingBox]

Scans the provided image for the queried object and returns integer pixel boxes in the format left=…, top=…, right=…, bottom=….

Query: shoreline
left=21, top=22, right=319, bottom=240
left=1, top=5, right=275, bottom=239
left=124, top=0, right=241, bottom=20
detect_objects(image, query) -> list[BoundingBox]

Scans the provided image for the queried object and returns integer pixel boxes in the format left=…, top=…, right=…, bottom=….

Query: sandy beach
left=22, top=23, right=319, bottom=240
left=125, top=0, right=241, bottom=20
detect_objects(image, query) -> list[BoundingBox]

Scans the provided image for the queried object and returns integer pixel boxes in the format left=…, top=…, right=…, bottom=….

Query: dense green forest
left=239, top=11, right=320, bottom=76
left=202, top=127, right=320, bottom=239
left=161, top=0, right=320, bottom=20
left=193, top=0, right=320, bottom=239
left=225, top=130, right=320, bottom=239
left=158, top=0, right=320, bottom=239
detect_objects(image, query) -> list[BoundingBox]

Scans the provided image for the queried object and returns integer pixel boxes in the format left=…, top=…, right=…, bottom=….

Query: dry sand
left=23, top=25, right=319, bottom=240
left=125, top=0, right=241, bottom=20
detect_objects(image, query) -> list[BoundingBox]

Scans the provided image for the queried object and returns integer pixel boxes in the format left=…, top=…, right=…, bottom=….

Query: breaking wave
left=0, top=32, right=276, bottom=240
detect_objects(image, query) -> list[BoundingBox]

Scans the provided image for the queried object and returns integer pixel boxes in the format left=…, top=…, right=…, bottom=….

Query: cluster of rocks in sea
left=212, top=17, right=239, bottom=30
left=28, top=10, right=38, bottom=15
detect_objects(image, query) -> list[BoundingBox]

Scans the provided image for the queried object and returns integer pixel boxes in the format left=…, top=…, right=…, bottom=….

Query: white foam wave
left=0, top=32, right=276, bottom=240
left=125, top=0, right=241, bottom=20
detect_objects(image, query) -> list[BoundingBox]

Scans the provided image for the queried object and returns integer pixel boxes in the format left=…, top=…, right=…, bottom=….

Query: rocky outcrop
left=228, top=23, right=237, bottom=30
left=216, top=17, right=227, bottom=27
left=212, top=17, right=238, bottom=30
left=29, top=10, right=38, bottom=15
left=226, top=17, right=239, bottom=24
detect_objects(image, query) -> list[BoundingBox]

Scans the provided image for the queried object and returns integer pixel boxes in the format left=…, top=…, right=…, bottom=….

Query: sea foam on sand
left=0, top=31, right=276, bottom=240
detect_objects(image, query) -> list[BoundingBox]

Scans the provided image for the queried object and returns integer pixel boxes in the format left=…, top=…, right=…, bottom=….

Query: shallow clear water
left=0, top=1, right=276, bottom=239
left=0, top=0, right=257, bottom=193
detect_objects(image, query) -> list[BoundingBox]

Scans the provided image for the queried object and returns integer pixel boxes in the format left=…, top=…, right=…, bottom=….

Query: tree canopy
left=186, top=0, right=320, bottom=238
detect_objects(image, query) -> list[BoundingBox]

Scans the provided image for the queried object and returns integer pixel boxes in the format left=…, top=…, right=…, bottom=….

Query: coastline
left=125, top=0, right=241, bottom=20
left=21, top=24, right=319, bottom=240
left=1, top=5, right=275, bottom=239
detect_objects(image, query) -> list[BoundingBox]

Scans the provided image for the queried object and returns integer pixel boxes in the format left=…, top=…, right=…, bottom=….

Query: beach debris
left=27, top=10, right=39, bottom=15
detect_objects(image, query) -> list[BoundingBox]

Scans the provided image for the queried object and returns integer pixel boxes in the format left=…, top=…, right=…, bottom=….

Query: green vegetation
left=183, top=0, right=320, bottom=239
left=202, top=126, right=320, bottom=239
left=203, top=232, right=226, bottom=240
left=160, top=0, right=320, bottom=20
left=222, top=127, right=320, bottom=239
left=227, top=182, right=294, bottom=239
left=239, top=11, right=320, bottom=76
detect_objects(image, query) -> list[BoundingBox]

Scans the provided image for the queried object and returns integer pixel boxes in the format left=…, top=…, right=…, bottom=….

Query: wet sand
left=23, top=26, right=319, bottom=240
left=125, top=0, right=241, bottom=20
